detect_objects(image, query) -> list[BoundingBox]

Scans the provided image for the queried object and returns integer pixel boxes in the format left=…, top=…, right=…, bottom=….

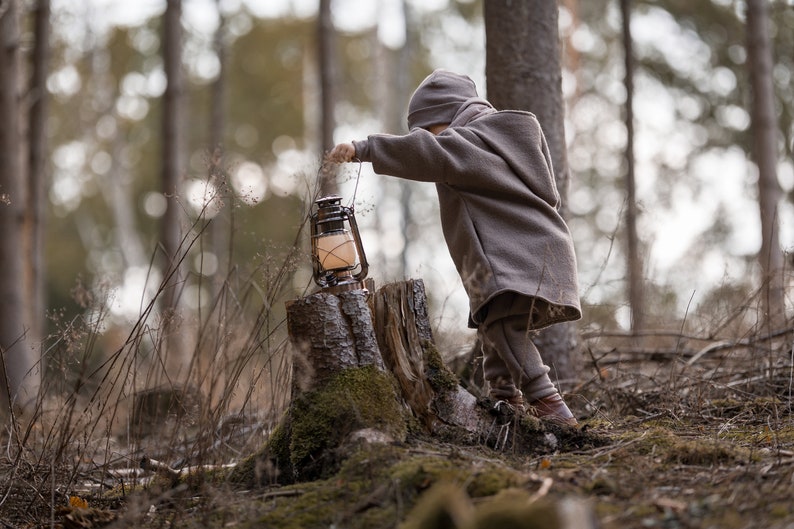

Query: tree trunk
left=209, top=0, right=231, bottom=300
left=104, top=135, right=147, bottom=270
left=745, top=0, right=786, bottom=326
left=25, top=0, right=50, bottom=348
left=373, top=280, right=437, bottom=429
left=0, top=0, right=40, bottom=414
left=485, top=1, right=568, bottom=204
left=561, top=0, right=581, bottom=101
left=160, top=0, right=188, bottom=374
left=317, top=0, right=339, bottom=196
left=377, top=4, right=413, bottom=278
left=484, top=0, right=579, bottom=384
left=90, top=44, right=147, bottom=272
left=620, top=0, right=645, bottom=334
left=280, top=287, right=402, bottom=482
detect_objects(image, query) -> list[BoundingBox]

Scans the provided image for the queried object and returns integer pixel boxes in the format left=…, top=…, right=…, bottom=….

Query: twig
left=140, top=457, right=180, bottom=481
left=687, top=326, right=794, bottom=366
left=262, top=489, right=304, bottom=500
left=575, top=430, right=649, bottom=459
left=527, top=477, right=553, bottom=505
left=582, top=325, right=793, bottom=348
left=592, top=348, right=700, bottom=361
left=582, top=329, right=712, bottom=341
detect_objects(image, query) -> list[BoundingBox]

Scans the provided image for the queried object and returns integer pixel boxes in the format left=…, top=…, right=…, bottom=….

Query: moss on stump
left=230, top=365, right=407, bottom=486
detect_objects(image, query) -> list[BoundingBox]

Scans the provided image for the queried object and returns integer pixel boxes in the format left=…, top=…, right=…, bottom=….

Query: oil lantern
left=310, top=195, right=369, bottom=293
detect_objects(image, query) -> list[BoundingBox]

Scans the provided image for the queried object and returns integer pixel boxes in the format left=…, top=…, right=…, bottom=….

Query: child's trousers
left=477, top=292, right=557, bottom=403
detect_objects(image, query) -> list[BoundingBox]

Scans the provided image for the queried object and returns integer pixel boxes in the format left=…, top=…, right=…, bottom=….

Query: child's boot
left=526, top=392, right=578, bottom=427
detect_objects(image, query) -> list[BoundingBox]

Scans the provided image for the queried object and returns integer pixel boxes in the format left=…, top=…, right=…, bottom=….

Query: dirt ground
left=2, top=333, right=793, bottom=529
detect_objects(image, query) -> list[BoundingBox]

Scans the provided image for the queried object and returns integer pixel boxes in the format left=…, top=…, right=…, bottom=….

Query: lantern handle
left=348, top=158, right=363, bottom=210
left=314, top=157, right=363, bottom=210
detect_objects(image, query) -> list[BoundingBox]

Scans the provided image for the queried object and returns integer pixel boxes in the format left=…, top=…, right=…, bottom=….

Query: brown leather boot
left=527, top=394, right=578, bottom=427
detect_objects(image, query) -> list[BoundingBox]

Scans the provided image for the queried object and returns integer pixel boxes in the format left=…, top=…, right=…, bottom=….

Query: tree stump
left=285, top=280, right=494, bottom=441
left=275, top=279, right=567, bottom=484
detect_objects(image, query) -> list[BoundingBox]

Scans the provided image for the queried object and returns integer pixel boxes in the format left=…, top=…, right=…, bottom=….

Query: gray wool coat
left=353, top=104, right=581, bottom=330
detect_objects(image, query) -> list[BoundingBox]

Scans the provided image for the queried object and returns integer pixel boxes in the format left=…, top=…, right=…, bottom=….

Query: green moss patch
left=289, top=366, right=406, bottom=460
left=628, top=427, right=747, bottom=466
left=248, top=442, right=531, bottom=529
left=231, top=365, right=407, bottom=485
left=423, top=341, right=460, bottom=392
left=389, top=449, right=529, bottom=503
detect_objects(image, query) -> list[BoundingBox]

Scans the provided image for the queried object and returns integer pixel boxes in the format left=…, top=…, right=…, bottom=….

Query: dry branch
left=139, top=457, right=180, bottom=481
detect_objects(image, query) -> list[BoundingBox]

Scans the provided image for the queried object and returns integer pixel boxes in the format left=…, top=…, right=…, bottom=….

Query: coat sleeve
left=355, top=129, right=505, bottom=186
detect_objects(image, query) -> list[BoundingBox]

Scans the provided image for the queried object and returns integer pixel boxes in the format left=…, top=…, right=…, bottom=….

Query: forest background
left=0, top=0, right=793, bottom=423
left=1, top=1, right=794, bottom=527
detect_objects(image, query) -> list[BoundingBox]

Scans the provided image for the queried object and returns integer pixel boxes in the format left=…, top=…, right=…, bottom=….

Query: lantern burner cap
left=316, top=195, right=343, bottom=207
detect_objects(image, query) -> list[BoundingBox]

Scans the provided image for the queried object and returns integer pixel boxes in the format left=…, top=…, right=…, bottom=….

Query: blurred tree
left=0, top=0, right=40, bottom=414
left=484, top=0, right=579, bottom=383
left=376, top=0, right=412, bottom=279
left=620, top=0, right=645, bottom=333
left=316, top=0, right=338, bottom=196
left=25, top=0, right=51, bottom=350
left=160, top=0, right=188, bottom=373
left=209, top=0, right=230, bottom=301
left=317, top=0, right=336, bottom=156
left=565, top=0, right=793, bottom=331
left=745, top=0, right=786, bottom=326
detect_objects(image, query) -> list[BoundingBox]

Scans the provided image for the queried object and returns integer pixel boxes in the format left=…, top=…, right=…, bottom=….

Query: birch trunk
left=317, top=0, right=338, bottom=196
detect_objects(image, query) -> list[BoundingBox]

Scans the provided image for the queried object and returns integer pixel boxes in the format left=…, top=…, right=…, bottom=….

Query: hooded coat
left=352, top=90, right=581, bottom=331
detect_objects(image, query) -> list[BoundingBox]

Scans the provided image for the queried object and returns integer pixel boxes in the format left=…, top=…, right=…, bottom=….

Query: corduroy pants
left=477, top=292, right=557, bottom=403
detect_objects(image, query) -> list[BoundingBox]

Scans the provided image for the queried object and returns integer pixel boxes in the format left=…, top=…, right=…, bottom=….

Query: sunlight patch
left=143, top=192, right=167, bottom=218
left=232, top=161, right=267, bottom=205
left=110, top=266, right=162, bottom=321
left=185, top=179, right=223, bottom=217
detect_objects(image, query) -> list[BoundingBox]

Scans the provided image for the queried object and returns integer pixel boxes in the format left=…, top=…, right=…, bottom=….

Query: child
left=328, top=69, right=582, bottom=426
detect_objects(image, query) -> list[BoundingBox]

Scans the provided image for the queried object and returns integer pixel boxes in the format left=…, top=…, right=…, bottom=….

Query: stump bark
left=286, top=279, right=492, bottom=438
left=280, top=279, right=569, bottom=483
left=286, top=289, right=383, bottom=395
left=372, top=280, right=492, bottom=437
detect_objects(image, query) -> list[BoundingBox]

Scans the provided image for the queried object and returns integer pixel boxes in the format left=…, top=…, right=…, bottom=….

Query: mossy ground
left=47, top=391, right=789, bottom=529
left=5, top=352, right=794, bottom=529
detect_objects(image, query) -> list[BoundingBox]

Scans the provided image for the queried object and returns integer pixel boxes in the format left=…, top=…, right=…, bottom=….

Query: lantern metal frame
left=310, top=195, right=369, bottom=293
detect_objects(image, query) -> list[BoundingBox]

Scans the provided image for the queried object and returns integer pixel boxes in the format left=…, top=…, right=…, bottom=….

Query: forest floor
left=1, top=330, right=793, bottom=529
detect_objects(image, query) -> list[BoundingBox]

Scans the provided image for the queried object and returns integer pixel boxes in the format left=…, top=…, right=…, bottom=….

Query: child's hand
left=327, top=143, right=355, bottom=163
